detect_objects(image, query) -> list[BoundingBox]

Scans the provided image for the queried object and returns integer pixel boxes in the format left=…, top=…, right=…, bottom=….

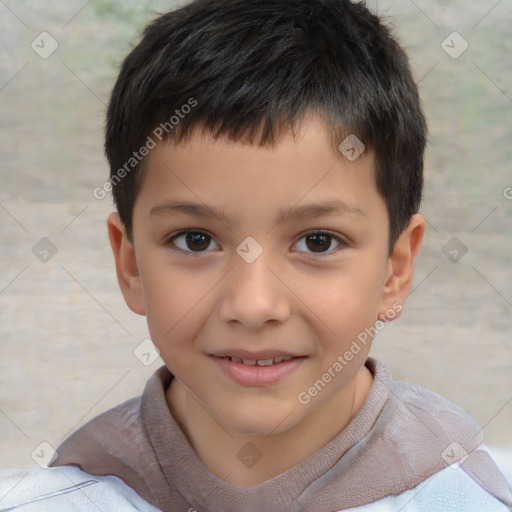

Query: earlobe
left=378, top=214, right=425, bottom=320
left=107, top=212, right=146, bottom=316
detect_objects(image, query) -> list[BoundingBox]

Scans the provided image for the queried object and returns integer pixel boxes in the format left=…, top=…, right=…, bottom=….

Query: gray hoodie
left=20, top=357, right=511, bottom=511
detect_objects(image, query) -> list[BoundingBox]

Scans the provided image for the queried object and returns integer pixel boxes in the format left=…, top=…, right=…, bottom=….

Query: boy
left=1, top=0, right=511, bottom=510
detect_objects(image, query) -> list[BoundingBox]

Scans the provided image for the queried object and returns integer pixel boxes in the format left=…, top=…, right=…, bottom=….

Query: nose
left=218, top=251, right=291, bottom=330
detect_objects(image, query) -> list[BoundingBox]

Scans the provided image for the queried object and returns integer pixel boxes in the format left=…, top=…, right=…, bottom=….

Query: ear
left=378, top=213, right=425, bottom=321
left=107, top=212, right=146, bottom=316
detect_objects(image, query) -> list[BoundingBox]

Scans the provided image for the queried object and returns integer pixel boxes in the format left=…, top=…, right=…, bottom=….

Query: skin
left=108, top=115, right=425, bottom=487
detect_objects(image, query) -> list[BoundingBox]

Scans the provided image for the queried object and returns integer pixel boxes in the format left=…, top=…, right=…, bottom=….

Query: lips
left=216, top=355, right=295, bottom=366
left=209, top=351, right=307, bottom=386
left=211, top=349, right=302, bottom=360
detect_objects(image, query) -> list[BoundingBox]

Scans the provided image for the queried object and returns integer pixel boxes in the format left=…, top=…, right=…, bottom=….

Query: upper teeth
left=227, top=356, right=294, bottom=366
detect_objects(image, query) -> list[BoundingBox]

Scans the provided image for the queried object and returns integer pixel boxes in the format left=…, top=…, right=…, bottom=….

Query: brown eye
left=293, top=231, right=343, bottom=255
left=305, top=233, right=332, bottom=252
left=169, top=230, right=219, bottom=252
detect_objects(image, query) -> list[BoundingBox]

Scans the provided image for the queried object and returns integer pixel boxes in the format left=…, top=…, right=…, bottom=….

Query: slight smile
left=209, top=351, right=308, bottom=386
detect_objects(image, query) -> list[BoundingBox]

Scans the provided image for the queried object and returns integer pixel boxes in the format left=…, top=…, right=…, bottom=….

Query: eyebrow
left=149, top=199, right=368, bottom=226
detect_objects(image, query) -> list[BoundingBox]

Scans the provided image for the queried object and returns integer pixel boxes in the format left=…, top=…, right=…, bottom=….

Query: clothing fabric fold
left=48, top=358, right=512, bottom=511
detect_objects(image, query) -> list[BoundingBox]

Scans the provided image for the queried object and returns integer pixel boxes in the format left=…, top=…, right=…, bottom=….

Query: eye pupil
left=306, top=234, right=330, bottom=252
left=186, top=232, right=210, bottom=251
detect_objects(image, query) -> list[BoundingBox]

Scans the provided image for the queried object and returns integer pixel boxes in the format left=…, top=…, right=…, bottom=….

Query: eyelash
left=166, top=229, right=347, bottom=257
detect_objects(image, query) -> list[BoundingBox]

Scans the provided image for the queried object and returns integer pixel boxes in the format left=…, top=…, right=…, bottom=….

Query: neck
left=166, top=365, right=373, bottom=487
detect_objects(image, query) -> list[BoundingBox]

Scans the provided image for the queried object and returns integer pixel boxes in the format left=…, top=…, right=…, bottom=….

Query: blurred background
left=0, top=0, right=511, bottom=475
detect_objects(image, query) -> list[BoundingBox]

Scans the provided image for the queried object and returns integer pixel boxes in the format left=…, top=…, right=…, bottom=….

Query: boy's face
left=111, top=115, right=422, bottom=436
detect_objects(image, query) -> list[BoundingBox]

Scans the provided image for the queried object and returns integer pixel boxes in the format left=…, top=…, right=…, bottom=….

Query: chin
left=216, top=401, right=298, bottom=437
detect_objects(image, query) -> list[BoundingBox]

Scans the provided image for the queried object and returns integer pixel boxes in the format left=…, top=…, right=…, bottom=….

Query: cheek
left=308, top=262, right=386, bottom=342
left=138, top=263, right=209, bottom=353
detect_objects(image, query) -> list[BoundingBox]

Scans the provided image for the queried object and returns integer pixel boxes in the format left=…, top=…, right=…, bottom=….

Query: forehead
left=134, top=115, right=383, bottom=226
